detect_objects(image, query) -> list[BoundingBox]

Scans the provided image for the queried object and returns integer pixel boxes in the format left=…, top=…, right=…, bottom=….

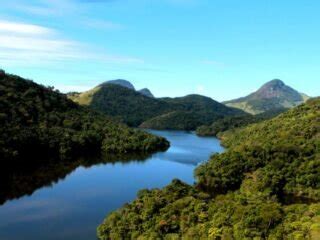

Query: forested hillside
left=139, top=95, right=247, bottom=130
left=140, top=111, right=211, bottom=131
left=140, top=95, right=248, bottom=130
left=138, top=88, right=154, bottom=98
left=98, top=98, right=320, bottom=239
left=70, top=83, right=246, bottom=130
left=69, top=83, right=173, bottom=127
left=139, top=95, right=246, bottom=130
left=0, top=70, right=169, bottom=162
left=161, top=94, right=245, bottom=117
left=196, top=108, right=287, bottom=136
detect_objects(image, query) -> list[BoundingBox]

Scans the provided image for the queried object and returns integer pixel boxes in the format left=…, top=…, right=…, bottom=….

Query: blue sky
left=0, top=0, right=319, bottom=101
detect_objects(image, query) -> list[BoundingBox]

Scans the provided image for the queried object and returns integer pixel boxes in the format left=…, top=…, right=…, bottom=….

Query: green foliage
left=98, top=98, right=320, bottom=239
left=140, top=110, right=218, bottom=131
left=0, top=71, right=169, bottom=162
left=70, top=83, right=174, bottom=127
left=269, top=204, right=320, bottom=239
left=97, top=179, right=202, bottom=240
left=140, top=95, right=246, bottom=131
left=70, top=83, right=246, bottom=129
left=196, top=98, right=320, bottom=198
left=97, top=177, right=291, bottom=239
left=196, top=108, right=287, bottom=136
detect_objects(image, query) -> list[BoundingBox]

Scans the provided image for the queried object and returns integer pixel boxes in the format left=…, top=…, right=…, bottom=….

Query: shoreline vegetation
left=69, top=79, right=309, bottom=133
left=0, top=70, right=169, bottom=163
left=196, top=108, right=287, bottom=137
left=97, top=98, right=320, bottom=239
left=69, top=80, right=247, bottom=131
left=1, top=69, right=318, bottom=239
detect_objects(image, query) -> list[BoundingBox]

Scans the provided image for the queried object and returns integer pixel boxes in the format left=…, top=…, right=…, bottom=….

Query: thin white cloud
left=0, top=20, right=143, bottom=67
left=0, top=20, right=54, bottom=35
left=0, top=21, right=91, bottom=66
left=12, top=1, right=124, bottom=31
left=12, top=4, right=59, bottom=16
left=0, top=36, right=76, bottom=52
left=8, top=0, right=80, bottom=17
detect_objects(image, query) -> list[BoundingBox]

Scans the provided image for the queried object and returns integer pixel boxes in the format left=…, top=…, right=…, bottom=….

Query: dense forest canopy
left=98, top=98, right=320, bottom=239
left=0, top=70, right=169, bottom=162
left=140, top=95, right=247, bottom=131
left=140, top=110, right=214, bottom=131
left=69, top=83, right=246, bottom=130
left=69, top=83, right=174, bottom=127
left=196, top=108, right=287, bottom=136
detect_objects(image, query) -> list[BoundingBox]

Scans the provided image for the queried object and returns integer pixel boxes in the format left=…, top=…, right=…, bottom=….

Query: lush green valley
left=98, top=98, right=320, bottom=239
left=196, top=108, right=287, bottom=136
left=71, top=79, right=310, bottom=133
left=70, top=82, right=246, bottom=130
left=0, top=71, right=169, bottom=162
left=139, top=95, right=246, bottom=131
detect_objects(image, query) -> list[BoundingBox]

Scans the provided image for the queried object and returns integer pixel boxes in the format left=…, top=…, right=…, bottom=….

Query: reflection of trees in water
left=0, top=152, right=152, bottom=206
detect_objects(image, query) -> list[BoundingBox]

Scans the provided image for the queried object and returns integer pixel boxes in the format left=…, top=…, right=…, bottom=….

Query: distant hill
left=0, top=70, right=169, bottom=162
left=69, top=84, right=246, bottom=129
left=69, top=83, right=173, bottom=126
left=224, top=79, right=309, bottom=114
left=104, top=79, right=135, bottom=90
left=102, top=79, right=155, bottom=98
left=138, top=88, right=154, bottom=98
left=196, top=108, right=287, bottom=136
left=140, top=111, right=209, bottom=131
left=161, top=94, right=245, bottom=116
left=140, top=95, right=247, bottom=130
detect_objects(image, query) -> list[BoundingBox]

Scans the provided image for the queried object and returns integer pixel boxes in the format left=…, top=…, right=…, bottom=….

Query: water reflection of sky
left=149, top=130, right=224, bottom=165
left=0, top=130, right=223, bottom=240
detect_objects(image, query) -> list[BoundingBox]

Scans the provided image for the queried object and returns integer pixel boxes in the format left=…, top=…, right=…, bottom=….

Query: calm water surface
left=0, top=130, right=223, bottom=240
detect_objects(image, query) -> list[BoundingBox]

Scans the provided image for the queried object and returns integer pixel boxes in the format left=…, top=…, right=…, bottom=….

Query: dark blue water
left=0, top=130, right=223, bottom=240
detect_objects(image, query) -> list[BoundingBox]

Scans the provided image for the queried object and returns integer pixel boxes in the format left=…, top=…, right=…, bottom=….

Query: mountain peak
left=255, top=79, right=300, bottom=99
left=261, top=79, right=286, bottom=89
left=102, top=79, right=135, bottom=90
left=224, top=79, right=308, bottom=114
left=266, top=79, right=285, bottom=86
left=138, top=88, right=154, bottom=98
left=100, top=80, right=156, bottom=98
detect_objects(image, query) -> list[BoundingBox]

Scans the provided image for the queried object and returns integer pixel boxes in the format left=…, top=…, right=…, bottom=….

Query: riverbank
left=0, top=131, right=223, bottom=240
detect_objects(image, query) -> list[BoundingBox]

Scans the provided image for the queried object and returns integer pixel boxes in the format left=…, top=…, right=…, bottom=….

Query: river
left=0, top=130, right=224, bottom=240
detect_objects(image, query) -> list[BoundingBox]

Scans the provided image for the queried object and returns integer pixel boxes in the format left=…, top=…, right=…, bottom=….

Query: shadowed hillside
left=0, top=70, right=169, bottom=162
left=140, top=95, right=247, bottom=130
